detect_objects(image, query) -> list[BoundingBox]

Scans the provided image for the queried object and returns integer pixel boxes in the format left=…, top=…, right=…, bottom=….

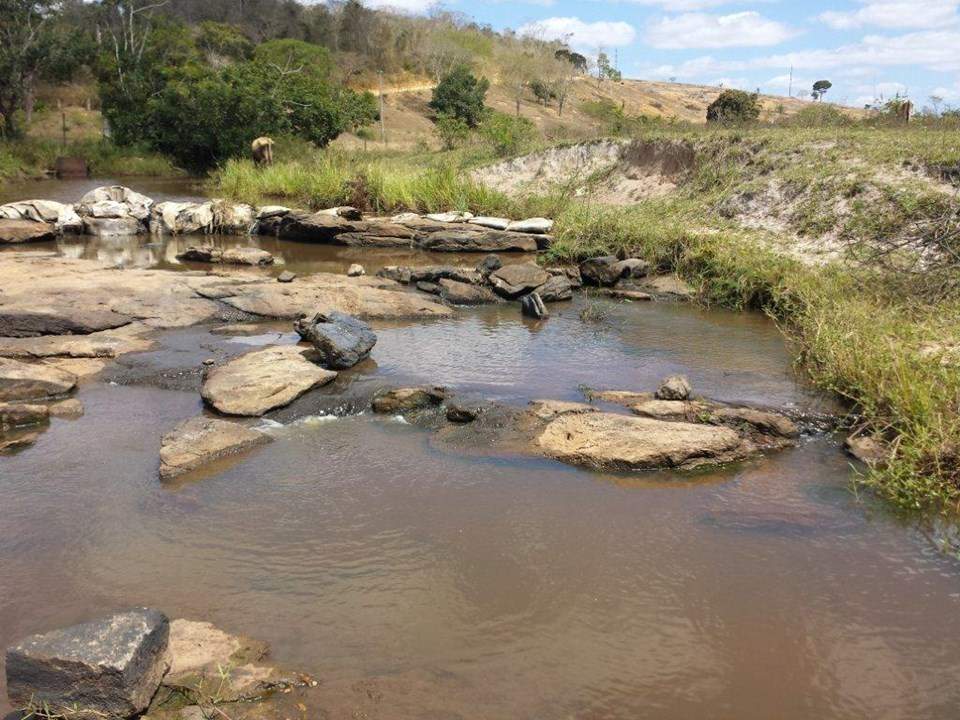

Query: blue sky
left=361, top=0, right=960, bottom=110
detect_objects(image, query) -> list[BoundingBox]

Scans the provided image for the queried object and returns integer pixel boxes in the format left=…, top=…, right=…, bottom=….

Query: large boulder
left=0, top=358, right=77, bottom=401
left=0, top=200, right=82, bottom=233
left=579, top=256, right=621, bottom=287
left=5, top=608, right=171, bottom=718
left=159, top=416, right=271, bottom=479
left=211, top=200, right=256, bottom=234
left=439, top=279, right=499, bottom=305
left=0, top=219, right=56, bottom=244
left=201, top=346, right=337, bottom=416
left=82, top=216, right=144, bottom=236
left=488, top=263, right=551, bottom=298
left=537, top=412, right=751, bottom=471
left=293, top=312, right=377, bottom=369
left=78, top=186, right=152, bottom=221
left=150, top=202, right=215, bottom=235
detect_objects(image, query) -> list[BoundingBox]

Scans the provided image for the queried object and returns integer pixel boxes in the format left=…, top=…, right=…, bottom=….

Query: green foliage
left=780, top=104, right=851, bottom=128
left=812, top=79, right=832, bottom=101
left=252, top=39, right=333, bottom=79
left=478, top=111, right=536, bottom=157
left=434, top=114, right=470, bottom=150
left=429, top=65, right=489, bottom=127
left=530, top=79, right=557, bottom=105
left=554, top=48, right=587, bottom=73
left=596, top=52, right=621, bottom=82
left=197, top=22, right=254, bottom=62
left=706, top=90, right=761, bottom=124
left=99, top=26, right=375, bottom=172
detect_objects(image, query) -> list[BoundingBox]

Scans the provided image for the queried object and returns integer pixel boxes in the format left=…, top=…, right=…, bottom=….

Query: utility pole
left=378, top=70, right=385, bottom=145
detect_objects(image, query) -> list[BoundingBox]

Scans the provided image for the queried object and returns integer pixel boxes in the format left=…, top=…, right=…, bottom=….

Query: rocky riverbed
left=2, top=182, right=955, bottom=720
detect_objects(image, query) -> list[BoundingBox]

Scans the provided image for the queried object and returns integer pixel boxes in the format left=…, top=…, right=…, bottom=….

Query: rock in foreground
left=201, top=346, right=337, bottom=416
left=293, top=312, right=377, bottom=369
left=0, top=358, right=77, bottom=401
left=159, top=416, right=271, bottom=479
left=5, top=608, right=171, bottom=718
left=537, top=412, right=751, bottom=471
left=0, top=219, right=56, bottom=244
left=372, top=387, right=447, bottom=414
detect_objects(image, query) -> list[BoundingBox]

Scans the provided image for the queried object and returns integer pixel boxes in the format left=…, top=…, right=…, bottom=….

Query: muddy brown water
left=3, top=179, right=960, bottom=719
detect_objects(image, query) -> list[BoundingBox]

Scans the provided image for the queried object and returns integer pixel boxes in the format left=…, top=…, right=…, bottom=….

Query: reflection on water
left=2, top=185, right=960, bottom=719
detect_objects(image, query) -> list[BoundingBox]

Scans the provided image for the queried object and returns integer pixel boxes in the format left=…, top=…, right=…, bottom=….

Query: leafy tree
left=197, top=21, right=254, bottom=63
left=530, top=79, right=557, bottom=106
left=706, top=89, right=761, bottom=124
left=0, top=0, right=61, bottom=136
left=597, top=52, right=621, bottom=82
left=554, top=47, right=587, bottom=73
left=253, top=38, right=333, bottom=80
left=812, top=79, right=832, bottom=101
left=429, top=65, right=489, bottom=127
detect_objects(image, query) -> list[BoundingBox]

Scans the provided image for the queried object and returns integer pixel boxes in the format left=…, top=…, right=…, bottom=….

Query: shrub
left=479, top=111, right=536, bottom=157
left=706, top=90, right=761, bottom=124
left=434, top=114, right=470, bottom=149
left=429, top=65, right=489, bottom=128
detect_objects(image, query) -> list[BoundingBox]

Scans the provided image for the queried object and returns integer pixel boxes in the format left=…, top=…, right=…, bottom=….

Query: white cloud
left=644, top=29, right=960, bottom=78
left=647, top=11, right=797, bottom=49
left=817, top=0, right=959, bottom=30
left=359, top=0, right=439, bottom=12
left=518, top=17, right=637, bottom=50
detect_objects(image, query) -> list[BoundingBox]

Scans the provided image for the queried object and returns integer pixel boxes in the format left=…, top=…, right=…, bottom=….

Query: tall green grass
left=0, top=138, right=179, bottom=180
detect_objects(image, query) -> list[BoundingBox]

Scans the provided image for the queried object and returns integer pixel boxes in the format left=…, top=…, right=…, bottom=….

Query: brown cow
left=251, top=136, right=274, bottom=166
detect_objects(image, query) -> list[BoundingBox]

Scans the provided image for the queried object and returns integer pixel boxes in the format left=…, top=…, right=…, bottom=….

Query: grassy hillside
left=335, top=77, right=858, bottom=150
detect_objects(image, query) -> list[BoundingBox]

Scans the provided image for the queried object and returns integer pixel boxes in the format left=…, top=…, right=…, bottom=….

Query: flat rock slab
left=5, top=608, right=171, bottom=717
left=537, top=412, right=751, bottom=471
left=416, top=229, right=539, bottom=253
left=159, top=416, right=272, bottom=479
left=0, top=308, right=133, bottom=338
left=0, top=219, right=56, bottom=244
left=489, top=263, right=551, bottom=298
left=0, top=402, right=49, bottom=429
left=439, top=279, right=499, bottom=305
left=201, top=346, right=337, bottom=416
left=0, top=358, right=77, bottom=401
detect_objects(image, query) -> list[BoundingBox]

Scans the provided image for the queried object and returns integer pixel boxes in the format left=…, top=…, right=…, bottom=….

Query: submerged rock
left=488, top=263, right=551, bottom=299
left=201, top=346, right=337, bottom=416
left=372, top=387, right=447, bottom=414
left=537, top=412, right=751, bottom=471
left=293, top=312, right=377, bottom=369
left=0, top=358, right=77, bottom=401
left=4, top=608, right=171, bottom=718
left=656, top=375, right=692, bottom=401
left=520, top=292, right=548, bottom=319
left=0, top=402, right=49, bottom=429
left=159, top=416, right=272, bottom=480
left=0, top=219, right=56, bottom=244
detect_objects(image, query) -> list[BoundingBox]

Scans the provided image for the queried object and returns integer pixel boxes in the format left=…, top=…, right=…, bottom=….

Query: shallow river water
left=2, top=179, right=960, bottom=719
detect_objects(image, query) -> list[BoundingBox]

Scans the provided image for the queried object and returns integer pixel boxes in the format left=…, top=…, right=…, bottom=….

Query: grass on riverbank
left=0, top=138, right=180, bottom=181
left=214, top=126, right=960, bottom=512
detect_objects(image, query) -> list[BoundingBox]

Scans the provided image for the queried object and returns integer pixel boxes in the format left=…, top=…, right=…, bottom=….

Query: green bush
left=479, top=111, right=536, bottom=157
left=706, top=90, right=761, bottom=124
left=781, top=104, right=852, bottom=128
left=434, top=114, right=470, bottom=149
left=429, top=65, right=489, bottom=128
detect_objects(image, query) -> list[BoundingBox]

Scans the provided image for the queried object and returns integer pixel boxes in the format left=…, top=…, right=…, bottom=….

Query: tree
left=706, top=89, right=761, bottom=124
left=0, top=0, right=60, bottom=136
left=429, top=64, right=488, bottom=127
left=812, top=79, right=832, bottom=101
left=596, top=51, right=620, bottom=82
left=554, top=47, right=586, bottom=73
left=434, top=113, right=469, bottom=149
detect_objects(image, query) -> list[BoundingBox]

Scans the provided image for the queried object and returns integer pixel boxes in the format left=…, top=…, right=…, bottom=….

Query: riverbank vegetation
left=215, top=122, right=960, bottom=512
